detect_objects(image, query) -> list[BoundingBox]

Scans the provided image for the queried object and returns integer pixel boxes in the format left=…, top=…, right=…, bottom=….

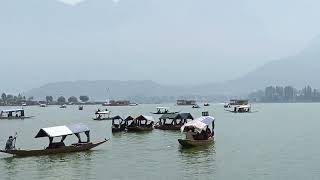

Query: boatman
left=5, top=136, right=16, bottom=150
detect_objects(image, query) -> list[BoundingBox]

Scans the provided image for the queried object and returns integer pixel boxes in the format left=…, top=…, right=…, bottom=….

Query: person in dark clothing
left=5, top=136, right=16, bottom=150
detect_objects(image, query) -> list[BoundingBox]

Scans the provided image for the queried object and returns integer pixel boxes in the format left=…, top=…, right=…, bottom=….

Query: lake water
left=0, top=103, right=319, bottom=180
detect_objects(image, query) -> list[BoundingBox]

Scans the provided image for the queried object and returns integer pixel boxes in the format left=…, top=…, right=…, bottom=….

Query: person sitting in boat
left=5, top=136, right=16, bottom=150
left=186, top=128, right=196, bottom=140
left=15, top=114, right=19, bottom=118
left=206, top=127, right=212, bottom=137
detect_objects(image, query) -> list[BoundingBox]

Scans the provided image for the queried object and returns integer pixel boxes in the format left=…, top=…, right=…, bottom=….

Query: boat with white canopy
left=93, top=109, right=112, bottom=120
left=0, top=123, right=108, bottom=157
left=0, top=109, right=33, bottom=120
left=178, top=112, right=215, bottom=147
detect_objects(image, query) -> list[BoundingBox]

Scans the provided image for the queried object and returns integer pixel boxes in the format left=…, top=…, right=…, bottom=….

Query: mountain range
left=25, top=35, right=320, bottom=101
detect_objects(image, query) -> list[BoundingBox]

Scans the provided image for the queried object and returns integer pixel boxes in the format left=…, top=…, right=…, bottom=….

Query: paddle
left=13, top=132, right=17, bottom=149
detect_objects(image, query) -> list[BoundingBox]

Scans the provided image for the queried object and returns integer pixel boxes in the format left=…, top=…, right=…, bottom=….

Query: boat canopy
left=125, top=116, right=136, bottom=121
left=181, top=116, right=215, bottom=133
left=1, top=109, right=24, bottom=113
left=95, top=111, right=110, bottom=115
left=35, top=123, right=90, bottom=138
left=159, top=113, right=193, bottom=120
left=112, top=115, right=123, bottom=120
left=136, top=115, right=155, bottom=122
left=156, top=107, right=169, bottom=109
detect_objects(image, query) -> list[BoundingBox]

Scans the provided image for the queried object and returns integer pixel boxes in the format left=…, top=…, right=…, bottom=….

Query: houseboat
left=0, top=109, right=33, bottom=120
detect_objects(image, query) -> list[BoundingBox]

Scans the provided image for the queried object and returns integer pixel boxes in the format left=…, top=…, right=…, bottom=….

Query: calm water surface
left=0, top=103, right=319, bottom=180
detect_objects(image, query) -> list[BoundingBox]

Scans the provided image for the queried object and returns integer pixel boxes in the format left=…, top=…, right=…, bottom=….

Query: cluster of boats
left=0, top=99, right=255, bottom=157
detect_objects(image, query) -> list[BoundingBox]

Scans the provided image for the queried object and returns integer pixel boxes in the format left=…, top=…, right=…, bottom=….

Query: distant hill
left=24, top=36, right=320, bottom=101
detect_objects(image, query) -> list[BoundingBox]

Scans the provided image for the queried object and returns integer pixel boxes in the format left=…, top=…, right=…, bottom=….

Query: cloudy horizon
left=1, top=0, right=320, bottom=93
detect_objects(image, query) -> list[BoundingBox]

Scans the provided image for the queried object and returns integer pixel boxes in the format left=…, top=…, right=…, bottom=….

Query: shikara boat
left=178, top=137, right=214, bottom=147
left=155, top=113, right=193, bottom=130
left=0, top=109, right=33, bottom=120
left=0, top=123, right=108, bottom=157
left=93, top=109, right=112, bottom=120
left=111, top=116, right=126, bottom=132
left=126, top=115, right=154, bottom=132
left=151, top=107, right=179, bottom=115
left=178, top=112, right=215, bottom=148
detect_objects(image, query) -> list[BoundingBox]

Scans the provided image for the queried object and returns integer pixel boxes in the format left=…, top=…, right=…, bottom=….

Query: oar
left=13, top=132, right=17, bottom=149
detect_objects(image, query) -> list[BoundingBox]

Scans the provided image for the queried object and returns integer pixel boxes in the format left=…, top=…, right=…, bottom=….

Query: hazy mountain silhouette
left=24, top=35, right=320, bottom=100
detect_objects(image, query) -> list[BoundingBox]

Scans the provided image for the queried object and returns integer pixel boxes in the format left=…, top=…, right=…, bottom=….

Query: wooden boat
left=155, top=113, right=193, bottom=130
left=0, top=140, right=108, bottom=157
left=151, top=107, right=179, bottom=115
left=0, top=109, right=33, bottom=120
left=204, top=103, right=210, bottom=106
left=178, top=113, right=215, bottom=148
left=125, top=115, right=154, bottom=132
left=178, top=137, right=214, bottom=147
left=93, top=109, right=112, bottom=120
left=0, top=123, right=108, bottom=157
left=111, top=116, right=126, bottom=132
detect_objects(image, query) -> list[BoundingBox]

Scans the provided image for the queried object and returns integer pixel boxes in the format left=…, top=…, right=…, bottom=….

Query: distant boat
left=0, top=123, right=108, bottom=157
left=60, top=104, right=67, bottom=108
left=22, top=103, right=27, bottom=106
left=224, top=99, right=252, bottom=113
left=204, top=103, right=210, bottom=106
left=0, top=109, right=33, bottom=120
left=129, top=103, right=138, bottom=106
left=40, top=104, right=47, bottom=107
left=192, top=104, right=200, bottom=109
left=78, top=106, right=84, bottom=110
left=151, top=107, right=179, bottom=115
left=93, top=109, right=112, bottom=120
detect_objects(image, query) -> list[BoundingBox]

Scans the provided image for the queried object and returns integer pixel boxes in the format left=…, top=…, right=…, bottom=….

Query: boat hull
left=154, top=125, right=182, bottom=130
left=178, top=137, right=214, bottom=147
left=0, top=116, right=33, bottom=120
left=93, top=118, right=112, bottom=121
left=126, top=126, right=153, bottom=132
left=0, top=139, right=108, bottom=157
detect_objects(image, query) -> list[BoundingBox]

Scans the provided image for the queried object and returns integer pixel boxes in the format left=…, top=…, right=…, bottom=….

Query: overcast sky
left=1, top=0, right=320, bottom=93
